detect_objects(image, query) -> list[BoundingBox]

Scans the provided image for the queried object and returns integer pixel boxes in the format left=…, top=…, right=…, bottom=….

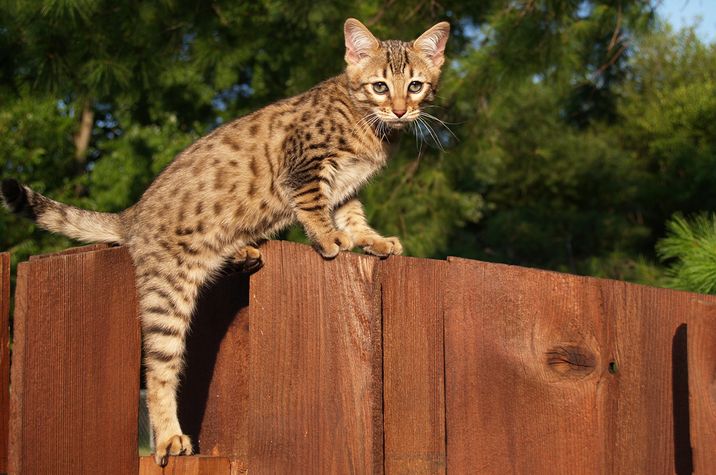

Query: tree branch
left=73, top=99, right=94, bottom=165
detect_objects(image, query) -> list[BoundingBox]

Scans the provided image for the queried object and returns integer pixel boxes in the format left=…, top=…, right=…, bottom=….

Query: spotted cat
left=1, top=18, right=450, bottom=465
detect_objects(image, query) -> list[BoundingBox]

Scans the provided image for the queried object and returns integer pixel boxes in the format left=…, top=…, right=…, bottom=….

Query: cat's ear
left=414, top=21, right=450, bottom=68
left=344, top=18, right=380, bottom=65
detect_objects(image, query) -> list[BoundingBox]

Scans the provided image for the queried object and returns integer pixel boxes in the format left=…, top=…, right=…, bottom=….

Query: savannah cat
left=1, top=18, right=450, bottom=465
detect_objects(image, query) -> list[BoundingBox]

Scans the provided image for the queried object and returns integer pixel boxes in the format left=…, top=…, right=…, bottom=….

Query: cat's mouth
left=383, top=118, right=415, bottom=130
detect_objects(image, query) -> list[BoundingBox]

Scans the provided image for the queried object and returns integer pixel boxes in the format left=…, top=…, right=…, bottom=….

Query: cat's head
left=343, top=18, right=450, bottom=130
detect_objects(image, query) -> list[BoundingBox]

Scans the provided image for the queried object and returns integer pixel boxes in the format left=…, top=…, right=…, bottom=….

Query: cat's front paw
left=154, top=433, right=193, bottom=466
left=362, top=235, right=403, bottom=257
left=314, top=231, right=353, bottom=259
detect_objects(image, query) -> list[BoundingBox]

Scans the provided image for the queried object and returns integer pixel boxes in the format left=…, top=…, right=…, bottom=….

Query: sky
left=658, top=0, right=716, bottom=42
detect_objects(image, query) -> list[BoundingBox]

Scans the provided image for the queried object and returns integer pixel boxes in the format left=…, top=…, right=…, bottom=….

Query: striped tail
left=1, top=178, right=125, bottom=244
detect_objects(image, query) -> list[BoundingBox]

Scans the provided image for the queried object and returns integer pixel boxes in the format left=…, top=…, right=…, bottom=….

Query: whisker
left=420, top=112, right=459, bottom=141
left=417, top=116, right=444, bottom=151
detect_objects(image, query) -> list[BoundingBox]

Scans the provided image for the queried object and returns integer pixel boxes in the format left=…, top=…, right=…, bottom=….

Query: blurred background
left=1, top=0, right=716, bottom=294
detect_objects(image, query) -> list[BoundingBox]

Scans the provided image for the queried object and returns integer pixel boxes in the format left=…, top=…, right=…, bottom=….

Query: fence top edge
left=447, top=255, right=716, bottom=303
left=28, top=243, right=111, bottom=261
left=15, top=241, right=716, bottom=303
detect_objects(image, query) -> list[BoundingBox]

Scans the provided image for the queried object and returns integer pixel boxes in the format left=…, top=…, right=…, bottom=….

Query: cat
left=1, top=18, right=449, bottom=465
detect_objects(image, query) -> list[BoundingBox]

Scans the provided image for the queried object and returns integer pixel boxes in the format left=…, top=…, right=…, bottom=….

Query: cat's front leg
left=334, top=197, right=403, bottom=257
left=291, top=184, right=353, bottom=258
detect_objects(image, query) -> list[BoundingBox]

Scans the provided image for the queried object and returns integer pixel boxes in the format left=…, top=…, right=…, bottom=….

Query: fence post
left=8, top=246, right=141, bottom=474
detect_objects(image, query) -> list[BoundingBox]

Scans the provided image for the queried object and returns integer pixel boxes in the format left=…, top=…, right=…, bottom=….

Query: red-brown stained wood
left=6, top=241, right=716, bottom=473
left=381, top=256, right=446, bottom=474
left=248, top=241, right=383, bottom=474
left=605, top=285, right=706, bottom=473
left=0, top=253, right=10, bottom=472
left=178, top=271, right=250, bottom=462
left=229, top=458, right=247, bottom=475
left=8, top=247, right=141, bottom=475
left=28, top=243, right=110, bottom=260
left=139, top=456, right=232, bottom=475
left=445, top=258, right=611, bottom=474
left=688, top=314, right=716, bottom=474
left=444, top=257, right=716, bottom=474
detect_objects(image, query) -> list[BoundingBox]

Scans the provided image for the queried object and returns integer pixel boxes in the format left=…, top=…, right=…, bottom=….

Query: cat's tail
left=1, top=178, right=125, bottom=244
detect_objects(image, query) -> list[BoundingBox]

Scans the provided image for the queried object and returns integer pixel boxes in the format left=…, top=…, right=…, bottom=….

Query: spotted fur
left=1, top=18, right=449, bottom=466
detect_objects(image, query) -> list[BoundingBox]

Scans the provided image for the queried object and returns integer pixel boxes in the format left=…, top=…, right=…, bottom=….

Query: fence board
left=8, top=246, right=140, bottom=474
left=0, top=253, right=9, bottom=472
left=445, top=258, right=612, bottom=474
left=689, top=314, right=716, bottom=474
left=606, top=286, right=704, bottom=473
left=248, top=241, right=383, bottom=474
left=178, top=270, right=250, bottom=462
left=139, top=456, right=231, bottom=475
left=444, top=258, right=716, bottom=474
left=381, top=256, right=446, bottom=474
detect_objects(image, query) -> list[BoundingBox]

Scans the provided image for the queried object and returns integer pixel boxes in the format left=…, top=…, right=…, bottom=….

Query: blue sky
left=659, top=0, right=716, bottom=42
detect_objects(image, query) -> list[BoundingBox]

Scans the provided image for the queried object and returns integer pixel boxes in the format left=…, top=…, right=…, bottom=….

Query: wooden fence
left=0, top=240, right=714, bottom=474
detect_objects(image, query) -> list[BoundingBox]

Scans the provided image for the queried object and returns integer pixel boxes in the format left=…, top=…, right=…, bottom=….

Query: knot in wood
left=545, top=345, right=596, bottom=378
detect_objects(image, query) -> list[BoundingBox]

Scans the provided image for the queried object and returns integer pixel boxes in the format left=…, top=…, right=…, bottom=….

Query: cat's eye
left=372, top=82, right=389, bottom=94
left=408, top=81, right=423, bottom=93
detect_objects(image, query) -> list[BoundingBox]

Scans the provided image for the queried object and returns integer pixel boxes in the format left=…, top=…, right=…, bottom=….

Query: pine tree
left=657, top=214, right=716, bottom=294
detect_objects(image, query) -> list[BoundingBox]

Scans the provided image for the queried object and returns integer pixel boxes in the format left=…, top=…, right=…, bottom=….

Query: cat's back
left=123, top=75, right=382, bottom=233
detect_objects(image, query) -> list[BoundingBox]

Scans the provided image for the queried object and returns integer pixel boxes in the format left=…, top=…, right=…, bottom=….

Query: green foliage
left=657, top=214, right=716, bottom=294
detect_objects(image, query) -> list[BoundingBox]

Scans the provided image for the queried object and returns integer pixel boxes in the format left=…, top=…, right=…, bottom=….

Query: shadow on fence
left=0, top=240, right=714, bottom=474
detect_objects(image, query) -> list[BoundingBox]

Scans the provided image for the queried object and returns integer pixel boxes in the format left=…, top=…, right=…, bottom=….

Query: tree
left=657, top=213, right=716, bottom=294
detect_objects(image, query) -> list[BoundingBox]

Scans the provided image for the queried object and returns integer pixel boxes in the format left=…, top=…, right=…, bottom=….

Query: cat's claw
left=315, top=231, right=353, bottom=259
left=154, top=433, right=193, bottom=466
left=232, top=245, right=264, bottom=273
left=362, top=236, right=403, bottom=257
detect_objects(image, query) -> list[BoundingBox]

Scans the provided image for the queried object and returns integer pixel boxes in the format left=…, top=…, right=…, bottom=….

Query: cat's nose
left=392, top=109, right=406, bottom=118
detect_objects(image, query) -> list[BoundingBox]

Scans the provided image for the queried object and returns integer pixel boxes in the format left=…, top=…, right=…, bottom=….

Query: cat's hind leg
left=132, top=246, right=223, bottom=466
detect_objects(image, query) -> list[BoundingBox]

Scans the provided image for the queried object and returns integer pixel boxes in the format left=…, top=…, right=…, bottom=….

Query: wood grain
left=248, top=241, right=383, bottom=474
left=445, top=258, right=611, bottom=474
left=8, top=247, right=141, bottom=474
left=444, top=258, right=716, bottom=474
left=605, top=284, right=706, bottom=473
left=5, top=241, right=715, bottom=473
left=28, top=243, right=110, bottom=260
left=178, top=269, right=250, bottom=461
left=688, top=312, right=716, bottom=474
left=139, top=456, right=232, bottom=475
left=230, top=458, right=248, bottom=475
left=0, top=253, right=9, bottom=472
left=381, top=256, right=446, bottom=475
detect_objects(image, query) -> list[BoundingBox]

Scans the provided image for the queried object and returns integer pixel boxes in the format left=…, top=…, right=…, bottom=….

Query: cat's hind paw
left=231, top=245, right=264, bottom=274
left=154, top=433, right=193, bottom=466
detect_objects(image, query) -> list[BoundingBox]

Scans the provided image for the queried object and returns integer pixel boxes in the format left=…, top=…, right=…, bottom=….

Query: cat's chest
left=330, top=154, right=384, bottom=205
